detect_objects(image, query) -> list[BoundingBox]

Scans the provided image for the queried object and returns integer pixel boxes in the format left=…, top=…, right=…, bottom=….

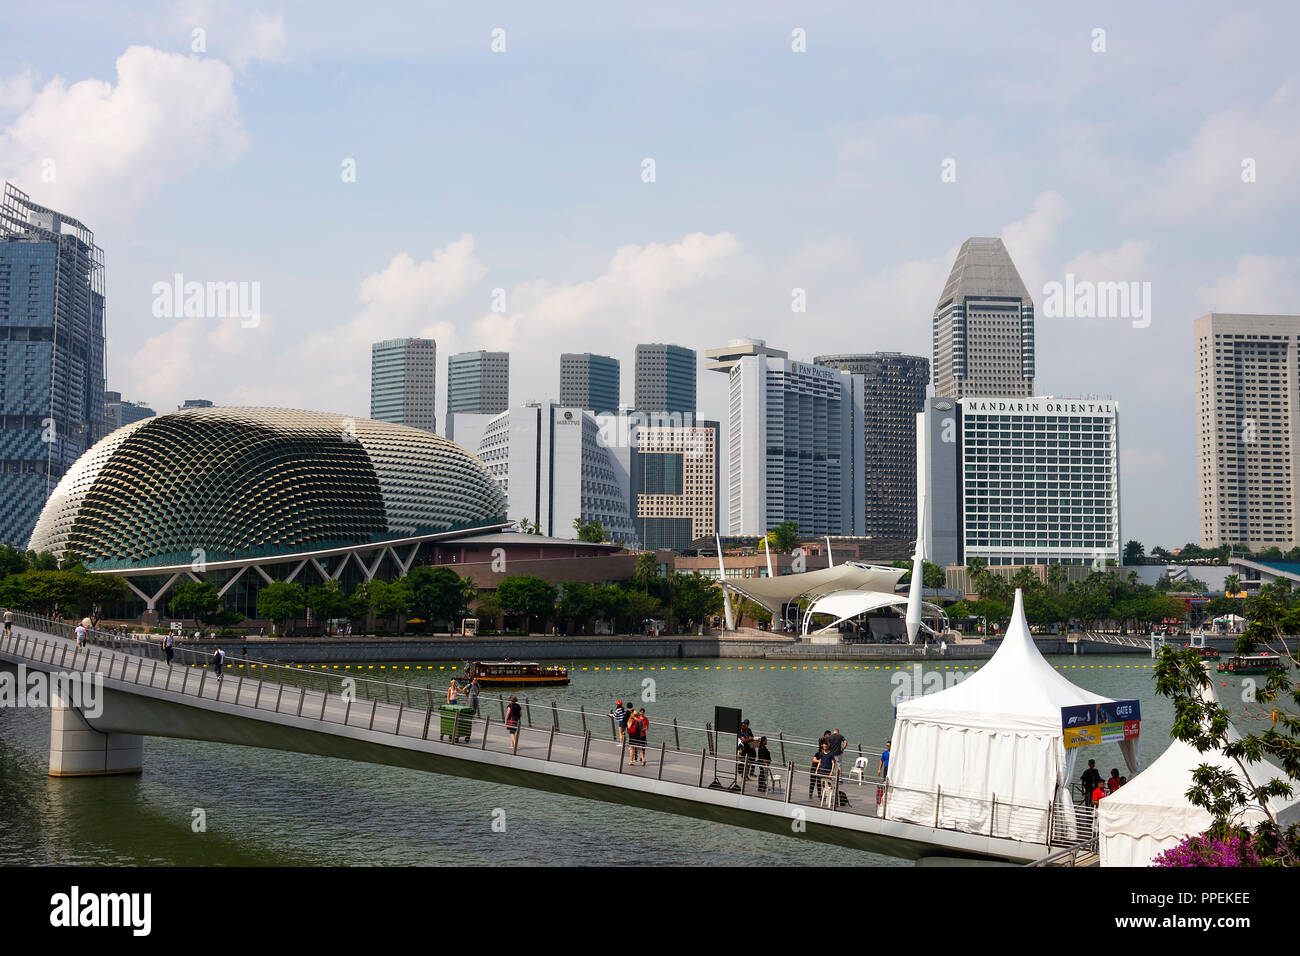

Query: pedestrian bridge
left=0, top=614, right=1093, bottom=863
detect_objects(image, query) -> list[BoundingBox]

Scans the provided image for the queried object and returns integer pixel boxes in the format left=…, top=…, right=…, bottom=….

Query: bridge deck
left=1, top=618, right=1086, bottom=863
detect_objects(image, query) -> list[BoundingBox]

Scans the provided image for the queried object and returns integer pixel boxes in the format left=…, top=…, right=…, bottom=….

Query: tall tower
left=559, top=352, right=619, bottom=416
left=634, top=343, right=696, bottom=418
left=370, top=338, right=438, bottom=434
left=0, top=183, right=106, bottom=548
left=1195, top=313, right=1300, bottom=550
left=447, top=350, right=509, bottom=415
left=814, top=352, right=930, bottom=537
left=932, top=238, right=1034, bottom=399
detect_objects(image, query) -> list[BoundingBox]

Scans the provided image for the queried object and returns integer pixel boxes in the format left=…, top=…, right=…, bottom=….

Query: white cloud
left=1000, top=190, right=1072, bottom=297
left=0, top=68, right=37, bottom=112
left=0, top=46, right=248, bottom=224
left=1196, top=253, right=1300, bottom=313
left=1131, top=77, right=1300, bottom=224
left=166, top=2, right=289, bottom=68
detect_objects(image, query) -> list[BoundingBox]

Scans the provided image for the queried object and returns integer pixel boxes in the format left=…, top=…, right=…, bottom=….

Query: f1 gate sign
left=1061, top=699, right=1141, bottom=749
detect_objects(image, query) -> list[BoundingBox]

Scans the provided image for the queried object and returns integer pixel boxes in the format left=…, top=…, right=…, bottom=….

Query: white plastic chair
left=849, top=756, right=870, bottom=785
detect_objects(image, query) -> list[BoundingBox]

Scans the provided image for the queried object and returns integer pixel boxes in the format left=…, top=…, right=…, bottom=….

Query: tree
left=1047, top=562, right=1067, bottom=593
left=1150, top=545, right=1171, bottom=562
left=1123, top=540, right=1145, bottom=565
left=257, top=582, right=306, bottom=634
left=517, top=517, right=543, bottom=535
left=305, top=579, right=350, bottom=627
left=572, top=517, right=608, bottom=543
left=406, top=566, right=476, bottom=630
left=625, top=590, right=663, bottom=629
left=0, top=544, right=28, bottom=577
left=765, top=520, right=800, bottom=554
left=1224, top=574, right=1243, bottom=596
left=495, top=575, right=557, bottom=633
left=1154, top=616, right=1300, bottom=864
left=369, top=578, right=412, bottom=632
left=669, top=572, right=723, bottom=631
left=922, top=561, right=946, bottom=591
left=168, top=580, right=222, bottom=622
left=633, top=552, right=659, bottom=593
left=474, top=592, right=503, bottom=632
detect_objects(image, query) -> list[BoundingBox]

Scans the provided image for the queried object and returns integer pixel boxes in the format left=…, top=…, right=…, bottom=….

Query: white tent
left=884, top=589, right=1138, bottom=842
left=1098, top=684, right=1300, bottom=866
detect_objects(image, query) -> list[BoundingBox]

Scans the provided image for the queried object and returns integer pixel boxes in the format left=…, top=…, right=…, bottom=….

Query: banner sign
left=1062, top=699, right=1140, bottom=748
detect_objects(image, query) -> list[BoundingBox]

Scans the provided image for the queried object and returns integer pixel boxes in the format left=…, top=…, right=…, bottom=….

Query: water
left=0, top=655, right=1266, bottom=866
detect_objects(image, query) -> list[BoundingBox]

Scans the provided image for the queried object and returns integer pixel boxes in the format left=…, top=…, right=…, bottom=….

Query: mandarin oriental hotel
left=921, top=397, right=1121, bottom=567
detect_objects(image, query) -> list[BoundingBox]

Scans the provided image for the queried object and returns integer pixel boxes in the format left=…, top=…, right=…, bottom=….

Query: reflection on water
left=0, top=656, right=1266, bottom=867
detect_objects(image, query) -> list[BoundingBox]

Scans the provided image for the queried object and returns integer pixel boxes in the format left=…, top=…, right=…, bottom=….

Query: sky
left=2, top=1, right=1299, bottom=550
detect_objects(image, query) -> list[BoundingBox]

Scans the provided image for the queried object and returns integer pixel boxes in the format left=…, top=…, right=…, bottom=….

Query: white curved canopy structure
left=801, top=589, right=946, bottom=636
left=722, top=562, right=907, bottom=619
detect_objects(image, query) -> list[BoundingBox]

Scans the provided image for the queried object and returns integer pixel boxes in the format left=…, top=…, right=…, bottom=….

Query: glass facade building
left=447, top=349, right=509, bottom=415
left=559, top=352, right=620, bottom=416
left=634, top=343, right=696, bottom=418
left=370, top=338, right=437, bottom=434
left=0, top=183, right=106, bottom=548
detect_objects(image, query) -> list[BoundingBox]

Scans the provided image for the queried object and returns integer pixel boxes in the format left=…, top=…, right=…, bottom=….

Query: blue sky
left=3, top=1, right=1299, bottom=548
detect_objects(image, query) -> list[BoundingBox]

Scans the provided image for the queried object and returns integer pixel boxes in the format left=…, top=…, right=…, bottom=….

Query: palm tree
left=1047, top=562, right=1067, bottom=593
left=1223, top=574, right=1242, bottom=597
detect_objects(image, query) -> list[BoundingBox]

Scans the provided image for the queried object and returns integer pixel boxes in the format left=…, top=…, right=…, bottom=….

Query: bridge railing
left=5, top=612, right=881, bottom=773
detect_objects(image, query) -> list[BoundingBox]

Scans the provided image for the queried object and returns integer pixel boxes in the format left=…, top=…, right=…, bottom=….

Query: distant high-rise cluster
left=370, top=338, right=437, bottom=434
left=0, top=183, right=106, bottom=548
left=105, top=392, right=156, bottom=432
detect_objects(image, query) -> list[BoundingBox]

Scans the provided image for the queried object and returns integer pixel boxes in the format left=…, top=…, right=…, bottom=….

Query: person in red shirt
left=1091, top=783, right=1107, bottom=807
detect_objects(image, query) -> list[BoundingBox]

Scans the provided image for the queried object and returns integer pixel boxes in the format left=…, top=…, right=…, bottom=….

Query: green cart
left=438, top=704, right=475, bottom=742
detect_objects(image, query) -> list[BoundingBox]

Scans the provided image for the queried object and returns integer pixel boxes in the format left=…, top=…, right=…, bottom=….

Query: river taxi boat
left=1217, top=654, right=1287, bottom=675
left=463, top=660, right=570, bottom=687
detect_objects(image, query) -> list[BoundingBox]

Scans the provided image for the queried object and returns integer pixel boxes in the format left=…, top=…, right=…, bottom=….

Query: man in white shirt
left=75, top=623, right=87, bottom=647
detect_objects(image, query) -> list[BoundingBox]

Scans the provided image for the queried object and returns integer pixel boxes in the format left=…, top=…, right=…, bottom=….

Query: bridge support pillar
left=48, top=704, right=143, bottom=777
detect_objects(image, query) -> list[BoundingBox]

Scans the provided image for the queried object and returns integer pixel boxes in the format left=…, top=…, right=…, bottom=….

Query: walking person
left=505, top=695, right=522, bottom=749
left=163, top=631, right=175, bottom=664
left=75, top=621, right=87, bottom=648
left=446, top=679, right=460, bottom=706
left=1080, top=759, right=1101, bottom=803
left=814, top=740, right=836, bottom=805
left=465, top=677, right=481, bottom=716
left=2, top=607, right=12, bottom=636
left=878, top=740, right=891, bottom=779
left=211, top=646, right=226, bottom=678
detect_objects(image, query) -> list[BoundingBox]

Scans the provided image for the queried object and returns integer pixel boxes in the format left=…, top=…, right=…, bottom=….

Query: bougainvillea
left=1152, top=832, right=1261, bottom=867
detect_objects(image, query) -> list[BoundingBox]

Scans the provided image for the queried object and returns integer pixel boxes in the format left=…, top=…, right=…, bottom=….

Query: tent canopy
left=894, top=589, right=1109, bottom=733
left=1098, top=683, right=1300, bottom=866
left=885, top=589, right=1129, bottom=840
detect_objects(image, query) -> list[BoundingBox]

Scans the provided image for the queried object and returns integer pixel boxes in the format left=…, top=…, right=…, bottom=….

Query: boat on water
left=1185, top=644, right=1220, bottom=660
left=1217, top=654, right=1288, bottom=675
left=463, top=660, right=570, bottom=687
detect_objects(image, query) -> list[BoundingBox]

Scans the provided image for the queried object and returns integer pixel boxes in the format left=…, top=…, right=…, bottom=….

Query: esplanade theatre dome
left=28, top=407, right=507, bottom=566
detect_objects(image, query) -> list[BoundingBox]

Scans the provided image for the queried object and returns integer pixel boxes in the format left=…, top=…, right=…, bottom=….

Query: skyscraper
left=0, top=183, right=106, bottom=548
left=707, top=339, right=864, bottom=537
left=370, top=338, right=437, bottom=434
left=814, top=352, right=929, bottom=537
left=559, top=352, right=619, bottom=415
left=447, top=350, right=509, bottom=415
left=1195, top=313, right=1300, bottom=550
left=634, top=343, right=696, bottom=417
left=932, top=237, right=1035, bottom=399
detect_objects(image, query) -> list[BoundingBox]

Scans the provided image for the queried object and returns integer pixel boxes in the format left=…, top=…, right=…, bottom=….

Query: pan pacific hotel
left=918, top=396, right=1121, bottom=568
